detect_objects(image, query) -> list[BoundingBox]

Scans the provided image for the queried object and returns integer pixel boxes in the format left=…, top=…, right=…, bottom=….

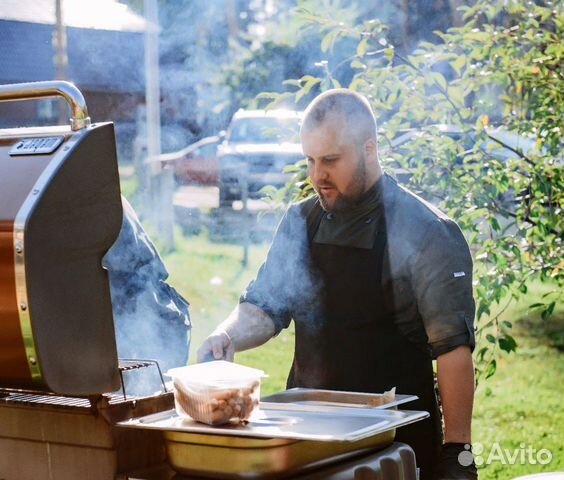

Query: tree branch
left=485, top=132, right=537, bottom=167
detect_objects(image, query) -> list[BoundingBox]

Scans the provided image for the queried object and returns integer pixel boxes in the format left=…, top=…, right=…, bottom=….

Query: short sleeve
left=240, top=203, right=312, bottom=335
left=412, top=219, right=476, bottom=358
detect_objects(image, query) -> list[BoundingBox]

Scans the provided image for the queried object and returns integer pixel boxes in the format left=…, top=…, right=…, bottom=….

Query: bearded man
left=198, top=89, right=477, bottom=480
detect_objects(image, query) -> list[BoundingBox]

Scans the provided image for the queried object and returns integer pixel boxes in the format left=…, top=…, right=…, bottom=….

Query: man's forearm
left=436, top=345, right=475, bottom=444
left=214, top=302, right=277, bottom=352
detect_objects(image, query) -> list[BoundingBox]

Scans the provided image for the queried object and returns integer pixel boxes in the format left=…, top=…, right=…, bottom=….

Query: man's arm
left=436, top=345, right=474, bottom=443
left=197, top=302, right=276, bottom=362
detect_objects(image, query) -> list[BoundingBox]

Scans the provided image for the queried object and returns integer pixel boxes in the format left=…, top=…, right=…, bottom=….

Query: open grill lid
left=0, top=81, right=122, bottom=395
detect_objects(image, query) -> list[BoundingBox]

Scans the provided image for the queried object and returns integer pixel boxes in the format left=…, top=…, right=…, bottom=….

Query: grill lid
left=0, top=82, right=122, bottom=395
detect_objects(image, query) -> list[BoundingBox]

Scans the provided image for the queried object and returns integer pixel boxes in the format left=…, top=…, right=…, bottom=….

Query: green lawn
left=162, top=230, right=563, bottom=479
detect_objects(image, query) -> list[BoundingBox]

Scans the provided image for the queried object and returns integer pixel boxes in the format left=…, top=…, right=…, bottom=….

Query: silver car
left=218, top=109, right=303, bottom=207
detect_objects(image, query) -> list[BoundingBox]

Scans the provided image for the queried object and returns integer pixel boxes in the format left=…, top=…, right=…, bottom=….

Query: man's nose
left=309, top=162, right=326, bottom=183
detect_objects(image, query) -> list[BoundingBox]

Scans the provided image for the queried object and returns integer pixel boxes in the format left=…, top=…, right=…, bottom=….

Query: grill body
left=0, top=390, right=174, bottom=480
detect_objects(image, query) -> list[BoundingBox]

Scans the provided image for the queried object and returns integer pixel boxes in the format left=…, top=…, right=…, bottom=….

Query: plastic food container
left=167, top=361, right=265, bottom=426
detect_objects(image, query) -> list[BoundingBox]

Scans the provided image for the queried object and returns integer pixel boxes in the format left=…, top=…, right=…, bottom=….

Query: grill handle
left=0, top=81, right=91, bottom=131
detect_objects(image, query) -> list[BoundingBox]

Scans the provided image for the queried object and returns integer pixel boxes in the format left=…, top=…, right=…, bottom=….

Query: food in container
left=167, top=361, right=265, bottom=426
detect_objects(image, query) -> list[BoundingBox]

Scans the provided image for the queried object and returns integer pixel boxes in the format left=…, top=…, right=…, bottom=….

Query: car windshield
left=228, top=117, right=300, bottom=144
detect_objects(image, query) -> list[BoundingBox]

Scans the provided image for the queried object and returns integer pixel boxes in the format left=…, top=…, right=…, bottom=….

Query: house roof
left=0, top=0, right=146, bottom=32
left=0, top=19, right=145, bottom=93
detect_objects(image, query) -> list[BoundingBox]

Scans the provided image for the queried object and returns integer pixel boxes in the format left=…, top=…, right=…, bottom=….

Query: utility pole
left=54, top=0, right=68, bottom=124
left=144, top=0, right=174, bottom=251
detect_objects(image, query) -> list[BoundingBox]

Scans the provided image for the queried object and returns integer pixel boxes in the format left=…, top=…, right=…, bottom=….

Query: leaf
left=529, top=303, right=545, bottom=309
left=351, top=59, right=365, bottom=69
left=294, top=9, right=329, bottom=25
left=321, top=30, right=339, bottom=53
left=476, top=302, right=490, bottom=320
left=356, top=38, right=368, bottom=57
left=384, top=47, right=395, bottom=62
left=489, top=217, right=501, bottom=232
left=295, top=77, right=320, bottom=102
left=433, top=72, right=448, bottom=91
left=541, top=301, right=556, bottom=320
left=261, top=92, right=293, bottom=110
left=451, top=55, right=467, bottom=75
left=486, top=334, right=496, bottom=344
left=476, top=346, right=488, bottom=362
left=498, top=335, right=517, bottom=354
left=485, top=359, right=497, bottom=379
left=300, top=75, right=319, bottom=83
left=449, top=87, right=466, bottom=108
left=331, top=77, right=341, bottom=88
left=282, top=79, right=302, bottom=87
left=255, top=92, right=280, bottom=100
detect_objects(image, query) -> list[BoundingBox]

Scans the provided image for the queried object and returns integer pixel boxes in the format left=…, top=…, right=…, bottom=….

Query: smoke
left=240, top=201, right=325, bottom=335
left=103, top=197, right=191, bottom=397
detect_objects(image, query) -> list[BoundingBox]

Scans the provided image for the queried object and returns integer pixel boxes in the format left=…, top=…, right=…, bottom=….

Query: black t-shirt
left=241, top=174, right=475, bottom=358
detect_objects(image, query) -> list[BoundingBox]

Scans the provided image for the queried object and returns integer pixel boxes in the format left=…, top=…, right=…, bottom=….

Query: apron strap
left=303, top=198, right=325, bottom=243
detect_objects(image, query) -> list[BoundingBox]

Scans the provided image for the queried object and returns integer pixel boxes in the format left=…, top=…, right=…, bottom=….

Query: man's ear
left=364, top=138, right=378, bottom=159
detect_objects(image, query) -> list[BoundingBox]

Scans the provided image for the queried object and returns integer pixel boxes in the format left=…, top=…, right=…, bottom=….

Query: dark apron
left=287, top=205, right=443, bottom=479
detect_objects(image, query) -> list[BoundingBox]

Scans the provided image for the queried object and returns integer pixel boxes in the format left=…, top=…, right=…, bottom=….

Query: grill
left=0, top=82, right=426, bottom=480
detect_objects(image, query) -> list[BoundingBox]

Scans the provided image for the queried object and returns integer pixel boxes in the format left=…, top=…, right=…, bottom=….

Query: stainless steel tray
left=262, top=388, right=418, bottom=410
left=118, top=403, right=428, bottom=442
left=118, top=400, right=429, bottom=478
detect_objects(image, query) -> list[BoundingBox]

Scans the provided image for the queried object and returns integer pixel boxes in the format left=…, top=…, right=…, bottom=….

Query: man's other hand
left=197, top=331, right=235, bottom=362
left=434, top=443, right=478, bottom=480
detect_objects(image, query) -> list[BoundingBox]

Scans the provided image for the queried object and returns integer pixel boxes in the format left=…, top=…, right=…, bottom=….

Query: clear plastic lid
left=167, top=361, right=266, bottom=389
left=167, top=361, right=266, bottom=425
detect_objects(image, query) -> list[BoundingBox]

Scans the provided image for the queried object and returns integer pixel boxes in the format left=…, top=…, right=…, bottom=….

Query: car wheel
left=219, top=186, right=234, bottom=208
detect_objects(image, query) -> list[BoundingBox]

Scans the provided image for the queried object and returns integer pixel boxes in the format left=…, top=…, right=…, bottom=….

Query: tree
left=260, top=0, right=564, bottom=380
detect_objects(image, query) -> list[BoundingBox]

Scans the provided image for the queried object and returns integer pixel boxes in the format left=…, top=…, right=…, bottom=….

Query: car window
left=200, top=143, right=217, bottom=156
left=228, top=117, right=300, bottom=144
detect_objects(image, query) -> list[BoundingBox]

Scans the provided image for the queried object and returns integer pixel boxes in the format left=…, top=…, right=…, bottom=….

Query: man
left=198, top=89, right=477, bottom=479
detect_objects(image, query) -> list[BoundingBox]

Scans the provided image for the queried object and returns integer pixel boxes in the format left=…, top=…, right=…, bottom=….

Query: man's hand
left=197, top=330, right=234, bottom=362
left=434, top=443, right=478, bottom=480
left=196, top=303, right=277, bottom=363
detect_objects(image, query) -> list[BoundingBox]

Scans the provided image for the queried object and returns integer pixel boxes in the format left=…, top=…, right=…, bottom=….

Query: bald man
left=198, top=89, right=477, bottom=479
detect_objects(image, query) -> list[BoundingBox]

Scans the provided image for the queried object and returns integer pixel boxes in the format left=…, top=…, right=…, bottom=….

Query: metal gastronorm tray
left=118, top=403, right=428, bottom=442
left=118, top=400, right=429, bottom=478
left=262, top=388, right=418, bottom=410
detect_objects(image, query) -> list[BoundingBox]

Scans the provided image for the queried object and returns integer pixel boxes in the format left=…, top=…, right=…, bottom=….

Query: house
left=0, top=0, right=147, bottom=162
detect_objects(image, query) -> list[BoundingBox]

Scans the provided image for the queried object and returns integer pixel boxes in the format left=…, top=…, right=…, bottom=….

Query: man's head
left=301, top=89, right=381, bottom=213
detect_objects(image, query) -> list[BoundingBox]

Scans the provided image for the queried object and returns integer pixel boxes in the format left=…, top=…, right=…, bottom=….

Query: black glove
left=434, top=443, right=478, bottom=480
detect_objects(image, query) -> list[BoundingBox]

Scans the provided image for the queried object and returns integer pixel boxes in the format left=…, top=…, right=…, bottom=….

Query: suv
left=218, top=109, right=303, bottom=207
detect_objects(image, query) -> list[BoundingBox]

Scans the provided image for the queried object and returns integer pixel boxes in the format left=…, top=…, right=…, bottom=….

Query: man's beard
left=317, top=155, right=367, bottom=213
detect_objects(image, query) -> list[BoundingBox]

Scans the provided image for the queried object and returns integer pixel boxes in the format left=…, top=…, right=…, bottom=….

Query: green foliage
left=257, top=0, right=564, bottom=380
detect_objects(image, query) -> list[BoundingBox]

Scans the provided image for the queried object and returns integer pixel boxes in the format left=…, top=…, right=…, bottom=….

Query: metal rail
left=0, top=81, right=91, bottom=130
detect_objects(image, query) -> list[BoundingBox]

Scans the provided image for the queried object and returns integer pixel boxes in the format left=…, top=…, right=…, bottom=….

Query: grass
left=158, top=227, right=563, bottom=480
left=472, top=285, right=564, bottom=479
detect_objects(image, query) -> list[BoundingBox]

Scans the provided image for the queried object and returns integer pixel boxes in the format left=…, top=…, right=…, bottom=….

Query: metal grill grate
left=0, top=392, right=93, bottom=408
left=117, top=358, right=167, bottom=400
left=0, top=358, right=167, bottom=409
